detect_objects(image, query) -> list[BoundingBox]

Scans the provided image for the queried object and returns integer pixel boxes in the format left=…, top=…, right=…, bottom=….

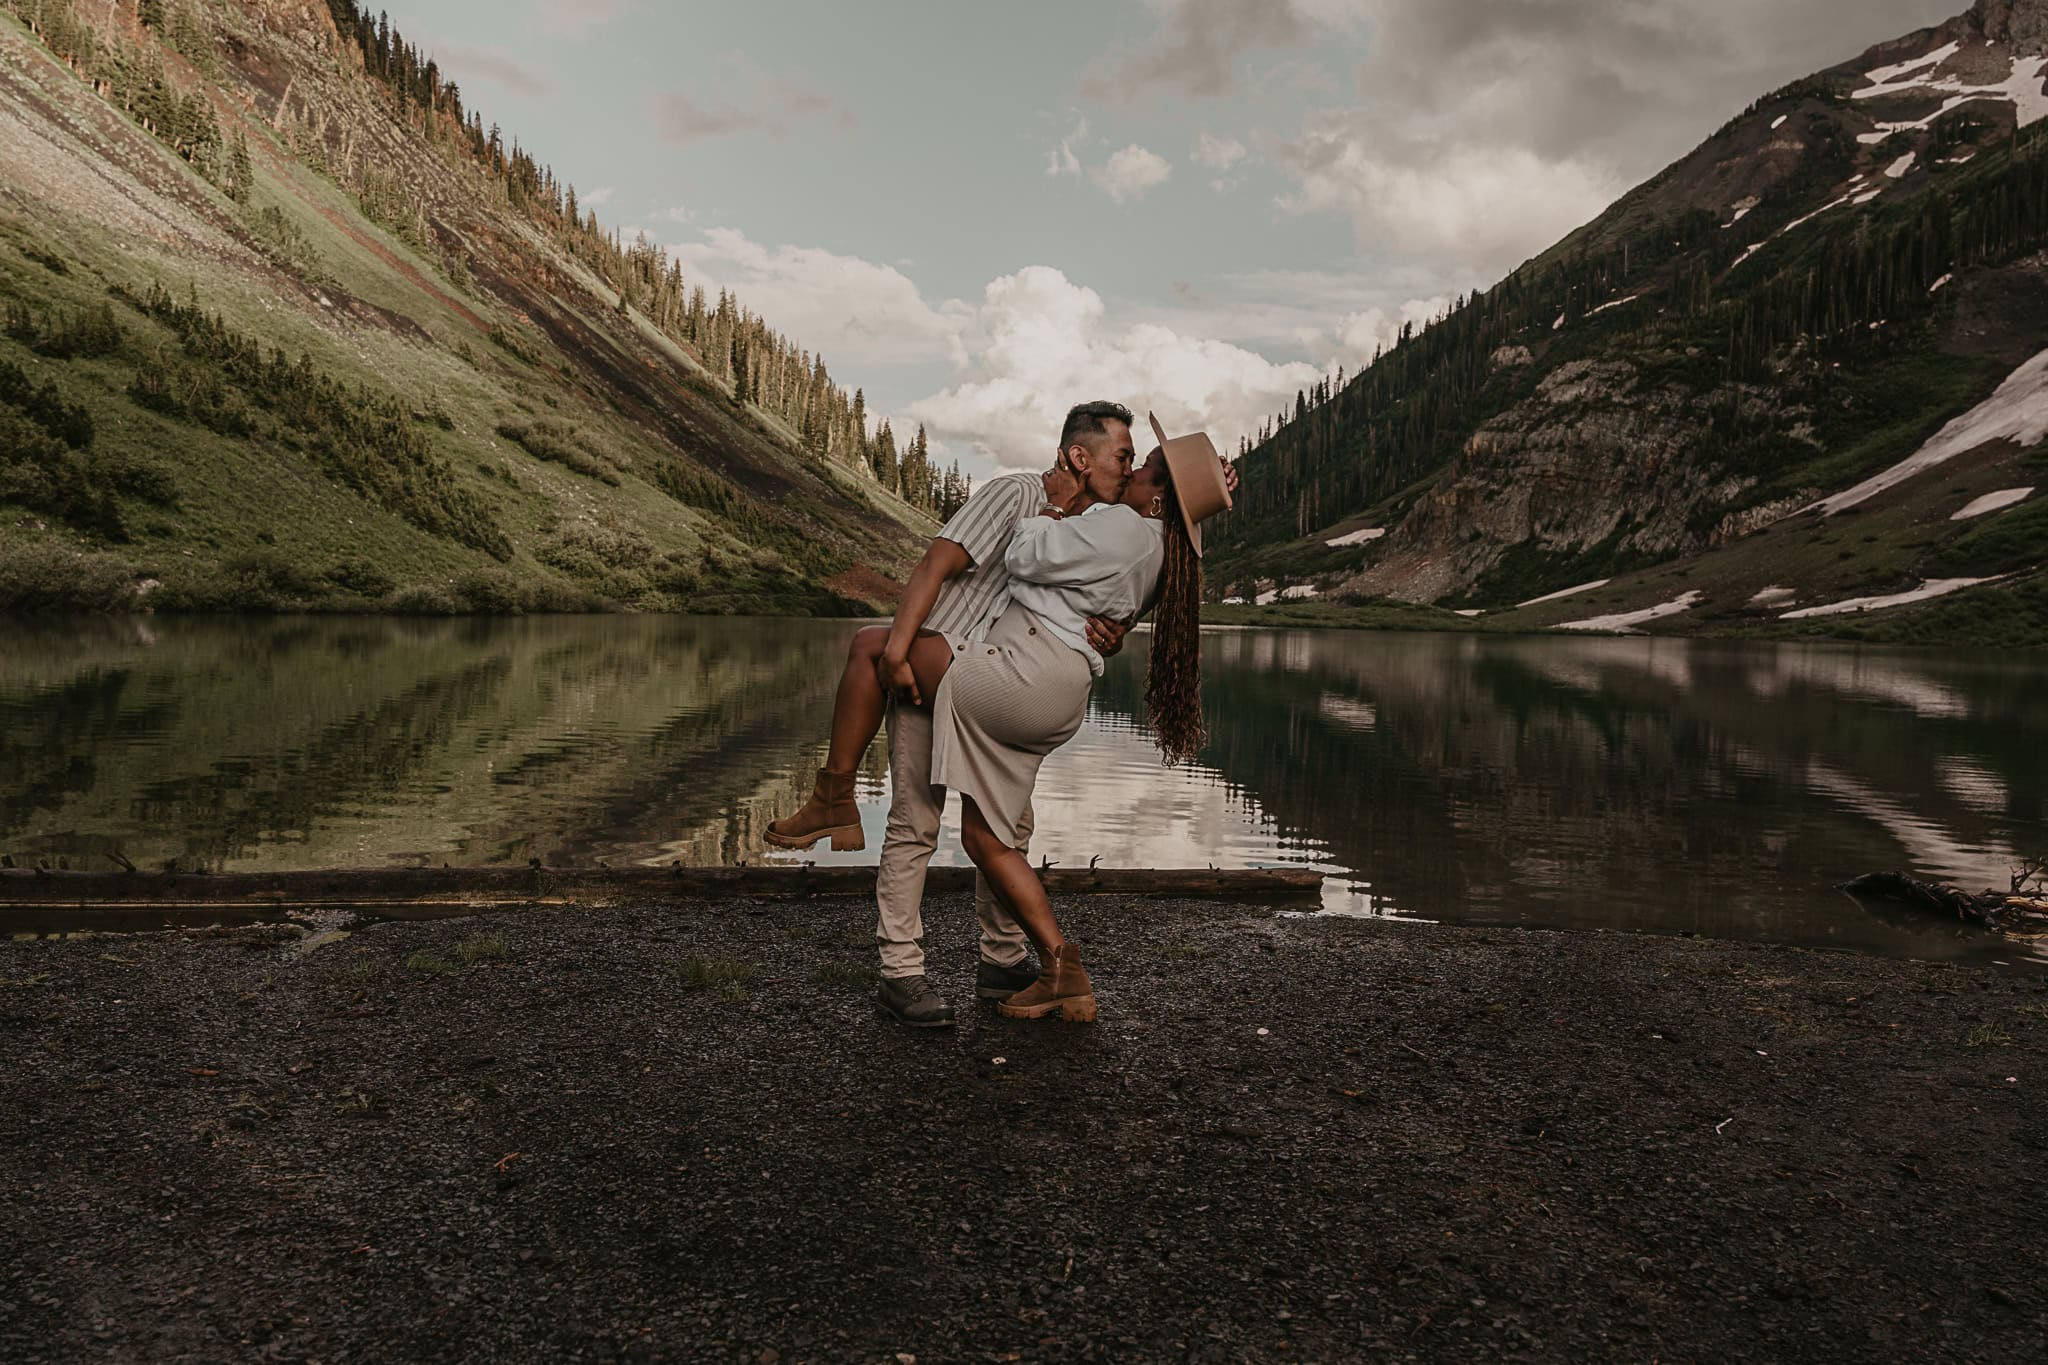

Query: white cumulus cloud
left=666, top=227, right=970, bottom=368
left=1091, top=144, right=1174, bottom=203
left=902, top=266, right=1323, bottom=473
left=1277, top=133, right=1623, bottom=273
left=1194, top=132, right=1247, bottom=170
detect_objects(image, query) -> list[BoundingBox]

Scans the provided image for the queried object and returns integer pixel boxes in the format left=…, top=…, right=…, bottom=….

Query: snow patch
left=1254, top=589, right=1280, bottom=606
left=1806, top=346, right=2048, bottom=515
left=1885, top=151, right=1917, bottom=179
left=1517, top=578, right=1610, bottom=609
left=1747, top=586, right=1797, bottom=608
left=1555, top=591, right=1704, bottom=634
left=1453, top=609, right=1485, bottom=618
left=1853, top=53, right=2048, bottom=144
left=1728, top=204, right=1753, bottom=224
left=1770, top=114, right=1788, bottom=129
left=1951, top=486, right=2034, bottom=520
left=1859, top=41, right=1962, bottom=91
left=1280, top=584, right=1321, bottom=601
left=1552, top=312, right=1566, bottom=331
left=1779, top=577, right=1998, bottom=619
left=1852, top=188, right=1884, bottom=204
left=1929, top=272, right=1954, bottom=293
left=1325, top=527, right=1385, bottom=548
left=1587, top=293, right=1642, bottom=317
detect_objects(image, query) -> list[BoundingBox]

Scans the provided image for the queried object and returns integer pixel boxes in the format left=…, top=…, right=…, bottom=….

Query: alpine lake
left=4, top=614, right=2043, bottom=967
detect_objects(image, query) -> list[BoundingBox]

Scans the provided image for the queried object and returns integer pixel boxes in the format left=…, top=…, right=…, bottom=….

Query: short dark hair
left=1058, top=400, right=1134, bottom=453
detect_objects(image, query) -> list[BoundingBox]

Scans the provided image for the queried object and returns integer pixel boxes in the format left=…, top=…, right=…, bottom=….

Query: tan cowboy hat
left=1148, top=411, right=1234, bottom=556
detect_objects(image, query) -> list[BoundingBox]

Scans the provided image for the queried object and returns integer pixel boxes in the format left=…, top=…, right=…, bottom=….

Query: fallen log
left=1840, top=868, right=2048, bottom=936
left=0, top=864, right=1327, bottom=933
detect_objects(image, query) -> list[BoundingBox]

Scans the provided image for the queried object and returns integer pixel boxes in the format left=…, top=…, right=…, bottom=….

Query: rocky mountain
left=1214, top=0, right=2048, bottom=643
left=0, top=0, right=935, bottom=614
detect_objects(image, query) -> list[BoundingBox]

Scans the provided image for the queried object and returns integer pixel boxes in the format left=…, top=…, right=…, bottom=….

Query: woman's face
left=1122, top=448, right=1168, bottom=511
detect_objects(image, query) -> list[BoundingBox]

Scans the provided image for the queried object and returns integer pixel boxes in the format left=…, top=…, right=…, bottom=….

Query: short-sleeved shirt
left=1004, top=503, right=1164, bottom=676
left=922, top=472, right=1042, bottom=644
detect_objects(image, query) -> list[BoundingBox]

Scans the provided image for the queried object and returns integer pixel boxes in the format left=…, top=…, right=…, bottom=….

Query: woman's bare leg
left=821, top=628, right=957, bottom=771
left=959, top=796, right=1065, bottom=955
left=821, top=626, right=891, bottom=772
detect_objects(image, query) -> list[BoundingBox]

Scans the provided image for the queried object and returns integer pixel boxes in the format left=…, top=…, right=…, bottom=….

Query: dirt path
left=2, top=900, right=2043, bottom=1362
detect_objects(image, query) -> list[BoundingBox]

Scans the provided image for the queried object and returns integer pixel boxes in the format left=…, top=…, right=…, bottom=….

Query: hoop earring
left=1149, top=495, right=1164, bottom=517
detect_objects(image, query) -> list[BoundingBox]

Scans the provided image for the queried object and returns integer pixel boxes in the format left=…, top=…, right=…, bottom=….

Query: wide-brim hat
left=1148, top=411, right=1233, bottom=557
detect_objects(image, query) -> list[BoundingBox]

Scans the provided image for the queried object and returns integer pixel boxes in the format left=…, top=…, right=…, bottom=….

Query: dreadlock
left=1144, top=479, right=1206, bottom=766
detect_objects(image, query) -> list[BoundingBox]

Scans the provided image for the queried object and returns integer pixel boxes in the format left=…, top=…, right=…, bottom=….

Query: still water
left=2, top=615, right=2042, bottom=963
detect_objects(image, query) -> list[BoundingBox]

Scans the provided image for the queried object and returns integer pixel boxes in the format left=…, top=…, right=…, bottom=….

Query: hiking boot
left=877, top=973, right=956, bottom=1028
left=997, top=943, right=1096, bottom=1023
left=976, top=954, right=1041, bottom=1000
left=764, top=767, right=864, bottom=852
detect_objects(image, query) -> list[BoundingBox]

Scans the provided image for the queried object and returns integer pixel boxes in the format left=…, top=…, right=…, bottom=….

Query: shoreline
left=4, top=895, right=2043, bottom=1360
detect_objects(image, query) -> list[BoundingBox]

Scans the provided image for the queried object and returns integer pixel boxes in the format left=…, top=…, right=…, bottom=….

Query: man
left=867, top=400, right=1138, bottom=1027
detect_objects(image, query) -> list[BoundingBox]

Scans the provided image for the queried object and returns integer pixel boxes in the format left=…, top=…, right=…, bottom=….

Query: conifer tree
left=227, top=129, right=253, bottom=204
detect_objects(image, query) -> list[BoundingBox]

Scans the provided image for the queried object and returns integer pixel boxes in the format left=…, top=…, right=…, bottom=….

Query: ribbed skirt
left=930, top=603, right=1092, bottom=845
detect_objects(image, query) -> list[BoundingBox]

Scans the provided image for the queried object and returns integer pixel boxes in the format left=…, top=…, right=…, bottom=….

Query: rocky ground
left=2, top=897, right=2044, bottom=1363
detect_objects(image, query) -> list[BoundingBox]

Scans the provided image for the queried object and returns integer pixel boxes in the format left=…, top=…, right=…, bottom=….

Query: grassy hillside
left=0, top=1, right=935, bottom=615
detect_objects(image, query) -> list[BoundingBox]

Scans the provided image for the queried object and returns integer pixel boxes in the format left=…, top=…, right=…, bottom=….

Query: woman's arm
left=1004, top=511, right=1126, bottom=587
left=877, top=539, right=970, bottom=703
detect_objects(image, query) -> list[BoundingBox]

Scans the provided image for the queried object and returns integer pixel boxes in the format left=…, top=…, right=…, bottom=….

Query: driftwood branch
left=1841, top=864, right=2048, bottom=935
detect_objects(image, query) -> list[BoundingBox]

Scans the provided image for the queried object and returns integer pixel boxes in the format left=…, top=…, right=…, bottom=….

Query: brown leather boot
left=763, top=768, right=864, bottom=851
left=997, top=943, right=1096, bottom=1023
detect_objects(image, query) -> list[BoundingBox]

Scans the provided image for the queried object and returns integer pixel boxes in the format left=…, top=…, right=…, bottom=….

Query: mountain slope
left=1214, top=0, right=2048, bottom=642
left=0, top=0, right=934, bottom=613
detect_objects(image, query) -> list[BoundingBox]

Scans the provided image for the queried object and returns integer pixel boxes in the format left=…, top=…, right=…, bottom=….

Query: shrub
left=385, top=583, right=461, bottom=615
left=325, top=557, right=396, bottom=598
left=0, top=541, right=139, bottom=611
left=2, top=300, right=123, bottom=359
left=496, top=419, right=622, bottom=485
left=452, top=566, right=524, bottom=614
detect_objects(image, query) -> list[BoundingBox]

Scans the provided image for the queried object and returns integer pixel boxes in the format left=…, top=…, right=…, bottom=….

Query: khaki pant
left=875, top=700, right=1031, bottom=978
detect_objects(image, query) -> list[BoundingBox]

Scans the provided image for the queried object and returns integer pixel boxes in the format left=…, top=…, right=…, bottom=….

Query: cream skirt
left=930, top=602, right=1092, bottom=845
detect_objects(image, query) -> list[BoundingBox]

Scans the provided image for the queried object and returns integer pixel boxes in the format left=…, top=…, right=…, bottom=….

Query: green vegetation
left=121, top=280, right=511, bottom=557
left=455, top=933, right=506, bottom=964
left=811, top=960, right=877, bottom=990
left=1757, top=572, right=2048, bottom=651
left=1928, top=498, right=2048, bottom=578
left=495, top=420, right=623, bottom=486
left=675, top=956, right=756, bottom=1002
left=1202, top=597, right=1484, bottom=632
left=404, top=949, right=457, bottom=976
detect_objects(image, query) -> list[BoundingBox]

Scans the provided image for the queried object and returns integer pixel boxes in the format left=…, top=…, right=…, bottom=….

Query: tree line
left=1215, top=102, right=2048, bottom=554
left=318, top=2, right=966, bottom=517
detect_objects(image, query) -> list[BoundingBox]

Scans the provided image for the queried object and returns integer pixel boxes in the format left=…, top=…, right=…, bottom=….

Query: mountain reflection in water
left=2, top=616, right=2041, bottom=964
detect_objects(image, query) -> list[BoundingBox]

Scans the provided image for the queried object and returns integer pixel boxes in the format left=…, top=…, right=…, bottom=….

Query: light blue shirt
left=1003, top=504, right=1166, bottom=676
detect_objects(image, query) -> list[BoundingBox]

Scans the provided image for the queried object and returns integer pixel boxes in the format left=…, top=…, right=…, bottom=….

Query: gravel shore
left=3, top=897, right=2044, bottom=1362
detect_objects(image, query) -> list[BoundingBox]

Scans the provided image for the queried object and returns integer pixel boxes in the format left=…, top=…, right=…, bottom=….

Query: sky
left=398, top=0, right=1962, bottom=479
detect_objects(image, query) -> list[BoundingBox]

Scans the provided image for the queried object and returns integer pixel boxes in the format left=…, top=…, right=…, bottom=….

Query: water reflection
left=1, top=616, right=2042, bottom=964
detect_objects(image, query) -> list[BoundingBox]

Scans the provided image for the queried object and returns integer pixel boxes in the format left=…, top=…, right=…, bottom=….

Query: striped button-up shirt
left=922, top=472, right=1043, bottom=644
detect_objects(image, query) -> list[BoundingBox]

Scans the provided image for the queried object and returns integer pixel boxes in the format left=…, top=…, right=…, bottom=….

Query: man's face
left=1067, top=419, right=1134, bottom=505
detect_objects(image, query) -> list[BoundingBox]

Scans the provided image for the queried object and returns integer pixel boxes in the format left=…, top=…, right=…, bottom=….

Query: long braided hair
left=1144, top=477, right=1206, bottom=766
